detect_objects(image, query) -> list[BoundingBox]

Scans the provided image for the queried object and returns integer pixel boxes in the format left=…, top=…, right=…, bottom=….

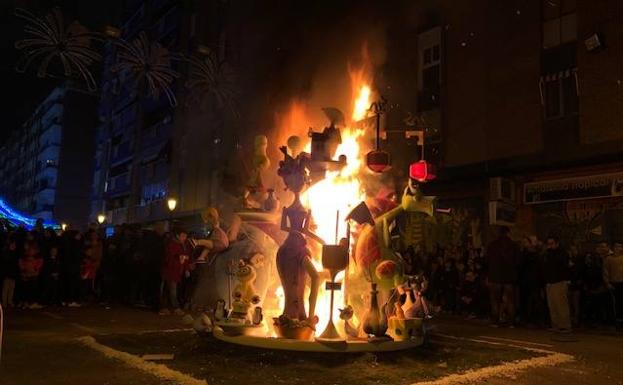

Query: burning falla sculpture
left=272, top=108, right=352, bottom=339
left=346, top=180, right=436, bottom=339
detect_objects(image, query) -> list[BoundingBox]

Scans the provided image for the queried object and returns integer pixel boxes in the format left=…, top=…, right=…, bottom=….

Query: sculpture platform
left=213, top=326, right=423, bottom=353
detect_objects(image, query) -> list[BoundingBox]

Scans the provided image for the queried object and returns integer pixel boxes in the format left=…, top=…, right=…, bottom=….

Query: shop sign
left=524, top=172, right=623, bottom=204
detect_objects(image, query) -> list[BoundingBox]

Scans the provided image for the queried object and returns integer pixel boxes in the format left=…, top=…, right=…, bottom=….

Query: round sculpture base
left=213, top=326, right=423, bottom=353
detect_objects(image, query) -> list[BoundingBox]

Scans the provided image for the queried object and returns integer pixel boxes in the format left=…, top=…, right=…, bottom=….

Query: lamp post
left=167, top=198, right=177, bottom=230
left=96, top=214, right=106, bottom=238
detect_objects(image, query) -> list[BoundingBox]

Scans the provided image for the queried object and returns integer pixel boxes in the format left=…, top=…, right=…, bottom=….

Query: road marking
left=78, top=336, right=207, bottom=385
left=41, top=311, right=64, bottom=320
left=138, top=328, right=194, bottom=334
left=41, top=312, right=96, bottom=333
left=412, top=333, right=574, bottom=385
left=70, top=323, right=98, bottom=334
left=476, top=335, right=554, bottom=348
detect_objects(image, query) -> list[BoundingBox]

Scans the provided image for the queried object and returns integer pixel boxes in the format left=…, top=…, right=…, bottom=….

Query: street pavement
left=0, top=306, right=621, bottom=385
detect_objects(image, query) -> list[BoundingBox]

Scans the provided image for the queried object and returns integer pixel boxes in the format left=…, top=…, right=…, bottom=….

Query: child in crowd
left=160, top=227, right=191, bottom=316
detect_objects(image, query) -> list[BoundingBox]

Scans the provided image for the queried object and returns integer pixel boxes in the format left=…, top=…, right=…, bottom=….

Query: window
left=542, top=0, right=576, bottom=49
left=541, top=69, right=578, bottom=119
left=418, top=27, right=442, bottom=111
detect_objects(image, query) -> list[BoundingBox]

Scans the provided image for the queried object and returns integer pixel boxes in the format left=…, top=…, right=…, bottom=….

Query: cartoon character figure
left=249, top=135, right=270, bottom=189
left=276, top=231, right=319, bottom=321
left=252, top=307, right=263, bottom=325
left=215, top=299, right=227, bottom=320
left=277, top=146, right=324, bottom=244
left=339, top=305, right=360, bottom=338
left=230, top=292, right=252, bottom=320
left=234, top=260, right=261, bottom=305
left=348, top=181, right=437, bottom=323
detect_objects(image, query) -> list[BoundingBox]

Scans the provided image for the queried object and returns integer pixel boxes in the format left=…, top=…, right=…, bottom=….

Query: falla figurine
left=252, top=307, right=263, bottom=325
left=215, top=299, right=227, bottom=321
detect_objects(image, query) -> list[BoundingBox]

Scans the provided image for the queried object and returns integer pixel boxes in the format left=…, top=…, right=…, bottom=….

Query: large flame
left=301, top=83, right=371, bottom=336
left=267, top=48, right=374, bottom=338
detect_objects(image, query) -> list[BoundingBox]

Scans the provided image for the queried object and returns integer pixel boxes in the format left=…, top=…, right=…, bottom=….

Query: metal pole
left=335, top=210, right=340, bottom=245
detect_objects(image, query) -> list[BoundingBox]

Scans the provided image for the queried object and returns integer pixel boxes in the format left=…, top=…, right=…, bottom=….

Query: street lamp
left=97, top=214, right=106, bottom=225
left=167, top=198, right=177, bottom=212
left=61, top=223, right=67, bottom=232
left=167, top=198, right=177, bottom=231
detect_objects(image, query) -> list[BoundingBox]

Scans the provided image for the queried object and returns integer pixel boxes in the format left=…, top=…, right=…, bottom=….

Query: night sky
left=1, top=0, right=124, bottom=144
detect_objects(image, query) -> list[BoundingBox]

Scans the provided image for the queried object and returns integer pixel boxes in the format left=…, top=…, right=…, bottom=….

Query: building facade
left=92, top=0, right=237, bottom=225
left=0, top=85, right=97, bottom=228
left=389, top=0, right=623, bottom=248
left=92, top=0, right=187, bottom=225
left=90, top=0, right=623, bottom=248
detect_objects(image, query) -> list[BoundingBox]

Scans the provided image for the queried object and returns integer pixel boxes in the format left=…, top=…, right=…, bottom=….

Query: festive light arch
left=0, top=199, right=59, bottom=230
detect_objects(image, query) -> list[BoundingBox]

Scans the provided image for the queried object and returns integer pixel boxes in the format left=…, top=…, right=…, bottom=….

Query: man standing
left=486, top=226, right=520, bottom=327
left=542, top=235, right=572, bottom=333
left=139, top=222, right=167, bottom=311
left=584, top=241, right=610, bottom=324
left=603, top=241, right=623, bottom=328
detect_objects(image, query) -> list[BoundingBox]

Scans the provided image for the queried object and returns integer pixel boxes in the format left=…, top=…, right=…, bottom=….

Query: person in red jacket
left=160, top=227, right=191, bottom=315
left=19, top=240, right=44, bottom=309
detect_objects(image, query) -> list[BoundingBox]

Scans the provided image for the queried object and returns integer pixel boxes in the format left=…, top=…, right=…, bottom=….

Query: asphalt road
left=0, top=306, right=621, bottom=385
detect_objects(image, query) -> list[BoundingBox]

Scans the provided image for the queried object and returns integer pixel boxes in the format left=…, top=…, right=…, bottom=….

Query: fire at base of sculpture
left=207, top=97, right=432, bottom=351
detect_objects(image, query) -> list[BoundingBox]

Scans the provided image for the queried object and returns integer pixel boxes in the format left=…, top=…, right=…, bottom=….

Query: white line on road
left=70, top=322, right=98, bottom=334
left=138, top=328, right=194, bottom=334
left=476, top=335, right=554, bottom=348
left=78, top=336, right=207, bottom=385
left=412, top=333, right=574, bottom=385
left=41, top=311, right=64, bottom=320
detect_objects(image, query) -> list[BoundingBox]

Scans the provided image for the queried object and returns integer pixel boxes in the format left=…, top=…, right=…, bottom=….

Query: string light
left=0, top=199, right=59, bottom=229
left=14, top=7, right=101, bottom=91
left=113, top=32, right=181, bottom=107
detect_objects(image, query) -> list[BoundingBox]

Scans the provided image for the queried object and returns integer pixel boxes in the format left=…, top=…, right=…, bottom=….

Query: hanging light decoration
left=185, top=51, right=239, bottom=117
left=366, top=97, right=391, bottom=173
left=14, top=7, right=102, bottom=91
left=113, top=32, right=181, bottom=107
left=0, top=198, right=59, bottom=230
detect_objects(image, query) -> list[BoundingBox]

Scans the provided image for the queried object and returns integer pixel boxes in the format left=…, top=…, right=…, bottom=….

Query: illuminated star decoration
left=14, top=7, right=101, bottom=91
left=113, top=31, right=181, bottom=107
left=185, top=52, right=239, bottom=117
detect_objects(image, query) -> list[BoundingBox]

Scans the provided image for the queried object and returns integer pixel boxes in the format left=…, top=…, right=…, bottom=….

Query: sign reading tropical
left=524, top=172, right=623, bottom=204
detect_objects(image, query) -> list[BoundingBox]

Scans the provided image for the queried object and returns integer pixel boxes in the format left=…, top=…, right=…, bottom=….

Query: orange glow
left=267, top=47, right=375, bottom=338
left=352, top=85, right=371, bottom=122
left=349, top=43, right=374, bottom=122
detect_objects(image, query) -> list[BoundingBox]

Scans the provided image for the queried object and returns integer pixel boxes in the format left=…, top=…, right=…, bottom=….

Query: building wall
left=54, top=89, right=97, bottom=227
left=0, top=85, right=96, bottom=227
left=577, top=0, right=623, bottom=145
left=92, top=0, right=188, bottom=225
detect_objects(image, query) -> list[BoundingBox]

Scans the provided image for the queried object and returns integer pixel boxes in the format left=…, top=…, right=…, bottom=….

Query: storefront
left=519, top=171, right=623, bottom=250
